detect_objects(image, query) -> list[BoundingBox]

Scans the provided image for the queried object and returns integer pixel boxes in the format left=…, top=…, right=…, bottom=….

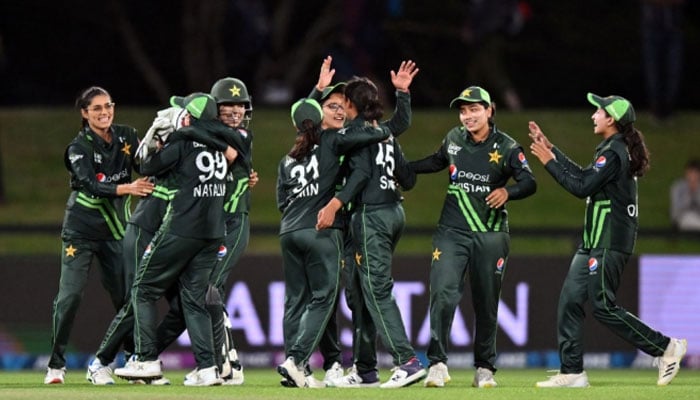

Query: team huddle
left=44, top=56, right=687, bottom=388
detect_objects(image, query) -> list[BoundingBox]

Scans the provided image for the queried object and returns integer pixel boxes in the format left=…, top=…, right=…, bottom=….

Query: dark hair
left=75, top=86, right=111, bottom=128
left=618, top=122, right=650, bottom=177
left=344, top=77, right=383, bottom=121
left=288, top=120, right=321, bottom=161
left=685, top=159, right=700, bottom=171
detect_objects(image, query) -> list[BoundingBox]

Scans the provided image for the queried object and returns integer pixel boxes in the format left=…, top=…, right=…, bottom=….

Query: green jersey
left=277, top=125, right=390, bottom=234
left=546, top=133, right=637, bottom=253
left=338, top=119, right=416, bottom=206
left=175, top=120, right=254, bottom=217
left=139, top=126, right=227, bottom=240
left=410, top=125, right=536, bottom=233
left=131, top=123, right=234, bottom=234
left=62, top=124, right=140, bottom=240
left=222, top=127, right=253, bottom=217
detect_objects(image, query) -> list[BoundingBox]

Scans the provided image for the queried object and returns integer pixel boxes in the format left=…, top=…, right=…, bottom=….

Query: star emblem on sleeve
left=65, top=244, right=77, bottom=257
left=121, top=142, right=131, bottom=156
left=432, top=247, right=442, bottom=261
left=230, top=85, right=241, bottom=97
left=355, top=252, right=362, bottom=266
left=488, top=149, right=502, bottom=164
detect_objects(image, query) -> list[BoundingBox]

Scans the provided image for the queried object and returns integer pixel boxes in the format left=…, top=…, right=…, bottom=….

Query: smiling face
left=591, top=107, right=616, bottom=137
left=80, top=94, right=114, bottom=134
left=321, top=93, right=346, bottom=130
left=458, top=102, right=491, bottom=138
left=218, top=103, right=246, bottom=128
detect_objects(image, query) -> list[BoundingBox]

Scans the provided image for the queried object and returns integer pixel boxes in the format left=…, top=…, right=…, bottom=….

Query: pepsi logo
left=96, top=172, right=106, bottom=182
left=217, top=245, right=227, bottom=258
left=518, top=152, right=528, bottom=166
left=595, top=156, right=607, bottom=168
left=496, top=257, right=505, bottom=271
left=588, top=257, right=598, bottom=272
left=449, top=164, right=458, bottom=181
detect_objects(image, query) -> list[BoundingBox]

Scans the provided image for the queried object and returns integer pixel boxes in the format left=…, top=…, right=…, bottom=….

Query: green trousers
left=557, top=248, right=670, bottom=373
left=427, top=225, right=510, bottom=372
left=351, top=203, right=415, bottom=366
left=156, top=213, right=251, bottom=356
left=132, top=231, right=219, bottom=369
left=49, top=235, right=125, bottom=369
left=281, top=227, right=342, bottom=366
left=94, top=223, right=151, bottom=365
left=342, top=227, right=378, bottom=374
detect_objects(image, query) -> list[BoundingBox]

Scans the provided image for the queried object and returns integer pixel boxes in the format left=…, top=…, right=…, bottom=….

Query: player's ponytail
left=288, top=121, right=320, bottom=161
left=619, top=122, right=650, bottom=177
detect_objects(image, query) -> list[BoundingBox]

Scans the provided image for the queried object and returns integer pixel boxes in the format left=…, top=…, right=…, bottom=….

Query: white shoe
left=657, top=338, right=687, bottom=386
left=536, top=370, right=590, bottom=388
left=114, top=357, right=163, bottom=380
left=277, top=357, right=306, bottom=388
left=424, top=362, right=451, bottom=387
left=305, top=374, right=326, bottom=388
left=331, top=368, right=381, bottom=388
left=323, top=361, right=344, bottom=386
left=86, top=358, right=114, bottom=385
left=472, top=367, right=497, bottom=388
left=223, top=364, right=244, bottom=385
left=380, top=358, right=426, bottom=388
left=221, top=348, right=244, bottom=385
left=184, top=366, right=223, bottom=386
left=149, top=377, right=171, bottom=385
left=129, top=376, right=170, bottom=385
left=44, top=367, right=65, bottom=384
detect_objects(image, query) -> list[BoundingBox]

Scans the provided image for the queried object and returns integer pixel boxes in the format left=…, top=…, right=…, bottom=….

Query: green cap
left=170, top=92, right=218, bottom=121
left=290, top=98, right=323, bottom=128
left=450, top=86, right=492, bottom=108
left=587, top=93, right=636, bottom=126
left=320, top=82, right=346, bottom=102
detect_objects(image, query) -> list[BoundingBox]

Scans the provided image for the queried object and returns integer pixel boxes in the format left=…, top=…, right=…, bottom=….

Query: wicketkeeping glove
left=135, top=107, right=187, bottom=163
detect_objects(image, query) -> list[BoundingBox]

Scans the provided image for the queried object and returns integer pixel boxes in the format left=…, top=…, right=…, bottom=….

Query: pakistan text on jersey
left=452, top=182, right=492, bottom=193
left=193, top=183, right=226, bottom=197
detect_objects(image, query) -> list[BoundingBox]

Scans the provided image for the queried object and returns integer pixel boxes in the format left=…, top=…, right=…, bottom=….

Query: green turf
left=1, top=107, right=699, bottom=255
left=0, top=368, right=697, bottom=399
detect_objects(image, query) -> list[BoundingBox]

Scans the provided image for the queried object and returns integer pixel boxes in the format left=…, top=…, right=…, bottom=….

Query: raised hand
left=390, top=60, right=419, bottom=92
left=316, top=55, right=336, bottom=92
left=528, top=121, right=555, bottom=164
left=528, top=121, right=552, bottom=149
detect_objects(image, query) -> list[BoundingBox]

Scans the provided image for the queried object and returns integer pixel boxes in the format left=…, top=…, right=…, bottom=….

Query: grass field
left=1, top=107, right=699, bottom=256
left=0, top=368, right=698, bottom=400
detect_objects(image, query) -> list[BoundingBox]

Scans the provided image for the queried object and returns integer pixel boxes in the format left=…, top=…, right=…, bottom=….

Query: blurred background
left=0, top=0, right=699, bottom=372
left=1, top=0, right=699, bottom=112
